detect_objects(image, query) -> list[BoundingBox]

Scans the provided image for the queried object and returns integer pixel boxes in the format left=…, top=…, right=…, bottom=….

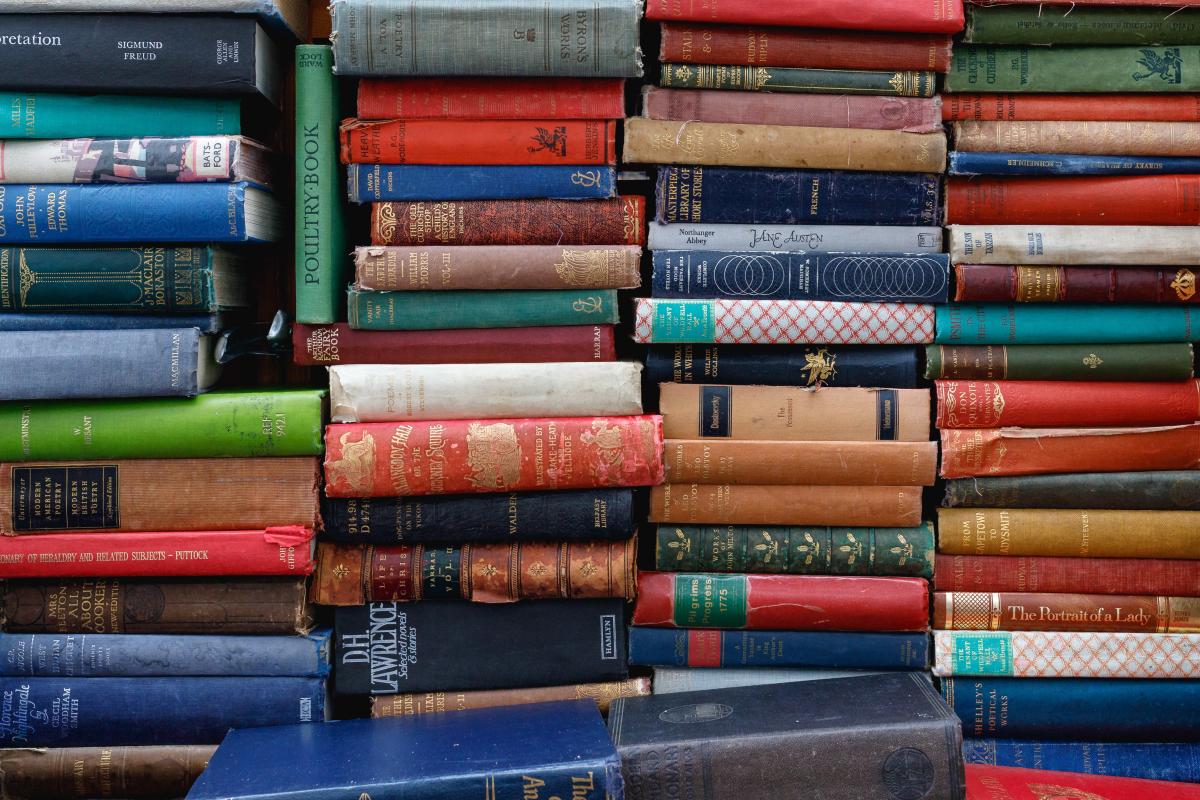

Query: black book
left=609, top=673, right=966, bottom=800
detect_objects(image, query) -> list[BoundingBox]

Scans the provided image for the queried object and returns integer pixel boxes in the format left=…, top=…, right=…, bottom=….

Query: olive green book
left=660, top=63, right=936, bottom=97
left=924, top=343, right=1195, bottom=381
left=947, top=45, right=1200, bottom=93
left=965, top=5, right=1200, bottom=46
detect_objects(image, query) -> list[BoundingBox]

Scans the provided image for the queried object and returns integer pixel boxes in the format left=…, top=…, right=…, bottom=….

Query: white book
left=648, top=224, right=943, bottom=253
left=949, top=225, right=1200, bottom=265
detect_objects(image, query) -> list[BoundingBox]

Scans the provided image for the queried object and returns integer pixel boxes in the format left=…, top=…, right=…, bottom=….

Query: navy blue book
left=655, top=166, right=940, bottom=226
left=186, top=701, right=621, bottom=800
left=644, top=344, right=920, bottom=388
left=320, top=489, right=635, bottom=544
left=0, top=630, right=331, bottom=677
left=949, top=151, right=1200, bottom=176
left=942, top=678, right=1200, bottom=741
left=0, top=313, right=222, bottom=331
left=347, top=165, right=617, bottom=202
left=629, top=628, right=928, bottom=669
left=651, top=250, right=950, bottom=303
left=0, top=676, right=325, bottom=746
left=964, top=739, right=1200, bottom=784
left=0, top=183, right=281, bottom=243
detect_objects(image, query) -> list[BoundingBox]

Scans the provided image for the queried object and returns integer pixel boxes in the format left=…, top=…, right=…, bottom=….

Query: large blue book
left=0, top=312, right=221, bottom=331
left=629, top=628, right=928, bottom=669
left=644, top=345, right=920, bottom=388
left=0, top=676, right=325, bottom=746
left=936, top=304, right=1200, bottom=344
left=186, top=701, right=621, bottom=800
left=949, top=151, right=1200, bottom=176
left=964, top=739, right=1200, bottom=784
left=0, top=631, right=331, bottom=677
left=347, top=165, right=617, bottom=202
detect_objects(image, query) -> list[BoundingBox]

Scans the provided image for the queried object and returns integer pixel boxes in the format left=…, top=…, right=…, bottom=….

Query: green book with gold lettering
left=660, top=63, right=936, bottom=97
left=947, top=45, right=1200, bottom=92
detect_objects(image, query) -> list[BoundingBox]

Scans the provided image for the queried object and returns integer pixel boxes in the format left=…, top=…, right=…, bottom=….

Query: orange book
left=943, top=94, right=1200, bottom=122
left=945, top=176, right=1200, bottom=226
left=339, top=119, right=618, bottom=165
left=650, top=484, right=923, bottom=526
left=662, top=439, right=937, bottom=485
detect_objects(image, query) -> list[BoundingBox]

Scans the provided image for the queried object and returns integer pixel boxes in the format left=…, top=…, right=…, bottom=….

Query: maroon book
left=934, top=554, right=1200, bottom=596
left=370, top=198, right=646, bottom=246
left=954, top=264, right=1200, bottom=304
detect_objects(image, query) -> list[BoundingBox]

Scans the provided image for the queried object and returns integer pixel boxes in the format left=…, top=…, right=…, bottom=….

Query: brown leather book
left=663, top=439, right=937, bottom=485
left=371, top=678, right=652, bottom=718
left=650, top=484, right=923, bottom=527
left=0, top=745, right=215, bottom=800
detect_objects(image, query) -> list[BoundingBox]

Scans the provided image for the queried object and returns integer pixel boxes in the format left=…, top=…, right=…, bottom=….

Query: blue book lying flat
left=949, top=151, right=1200, bottom=176
left=347, top=165, right=617, bottom=202
left=629, top=628, right=928, bottom=669
left=964, top=739, right=1200, bottom=784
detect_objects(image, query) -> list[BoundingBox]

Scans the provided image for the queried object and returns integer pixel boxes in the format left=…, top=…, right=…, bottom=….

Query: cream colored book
left=949, top=225, right=1200, bottom=265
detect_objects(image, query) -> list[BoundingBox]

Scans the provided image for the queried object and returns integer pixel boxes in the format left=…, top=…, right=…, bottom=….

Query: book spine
left=935, top=630, right=1200, bottom=678
left=953, top=264, right=1200, bottom=304
left=355, top=246, right=641, bottom=291
left=643, top=0, right=966, bottom=34
left=924, top=343, right=1196, bottom=381
left=0, top=137, right=254, bottom=184
left=634, top=299, right=937, bottom=345
left=933, top=591, right=1200, bottom=633
left=953, top=120, right=1200, bottom=157
left=662, top=440, right=938, bottom=486
left=312, top=540, right=635, bottom=604
left=339, top=120, right=617, bottom=166
left=347, top=289, right=620, bottom=330
left=323, top=416, right=664, bottom=498
left=945, top=175, right=1200, bottom=225
left=645, top=344, right=921, bottom=388
left=0, top=312, right=220, bottom=332
left=320, top=489, right=636, bottom=544
left=658, top=24, right=953, bottom=71
left=934, top=553, right=1200, bottom=596
left=650, top=484, right=924, bottom=527
left=933, top=304, right=1198, bottom=344
left=348, top=165, right=618, bottom=202
left=370, top=198, right=645, bottom=246
left=650, top=667, right=893, bottom=692
left=647, top=224, right=944, bottom=253
left=628, top=628, right=930, bottom=668
left=965, top=6, right=1200, bottom=46
left=950, top=224, right=1200, bottom=265
left=0, top=745, right=216, bottom=800
left=943, top=471, right=1200, bottom=510
left=659, top=64, right=936, bottom=97
left=371, top=678, right=651, bottom=716
left=356, top=77, right=627, bottom=119
left=935, top=379, right=1200, bottom=428
left=949, top=151, right=1200, bottom=176
left=943, top=93, right=1200, bottom=122
left=949, top=45, right=1200, bottom=93
left=654, top=522, right=935, bottom=577
left=632, top=572, right=930, bottom=631
left=964, top=741, right=1200, bottom=784
left=0, top=676, right=324, bottom=747
left=654, top=167, right=942, bottom=226
left=0, top=93, right=241, bottom=139
left=623, top=118, right=947, bottom=172
left=294, top=323, right=616, bottom=366
left=964, top=764, right=1200, bottom=800
left=0, top=328, right=202, bottom=401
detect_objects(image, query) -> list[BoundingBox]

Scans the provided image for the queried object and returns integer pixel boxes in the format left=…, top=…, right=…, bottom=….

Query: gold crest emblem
left=327, top=432, right=377, bottom=495
left=1082, top=353, right=1104, bottom=369
left=466, top=422, right=522, bottom=490
left=1172, top=268, right=1196, bottom=301
left=889, top=533, right=913, bottom=566
left=673, top=64, right=694, bottom=82
left=752, top=531, right=780, bottom=563
left=838, top=532, right=863, bottom=567
left=991, top=387, right=1005, bottom=419
left=555, top=249, right=611, bottom=287
left=667, top=528, right=692, bottom=561
left=801, top=348, right=837, bottom=386
left=795, top=531, right=821, bottom=566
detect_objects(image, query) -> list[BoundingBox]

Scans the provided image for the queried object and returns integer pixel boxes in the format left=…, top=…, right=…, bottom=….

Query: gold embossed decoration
left=667, top=528, right=692, bottom=561
left=554, top=249, right=611, bottom=286
left=1173, top=268, right=1196, bottom=301
left=1028, top=783, right=1108, bottom=800
left=801, top=348, right=838, bottom=386
left=328, top=432, right=377, bottom=495
left=1082, top=353, right=1104, bottom=369
left=466, top=422, right=522, bottom=490
left=375, top=203, right=399, bottom=241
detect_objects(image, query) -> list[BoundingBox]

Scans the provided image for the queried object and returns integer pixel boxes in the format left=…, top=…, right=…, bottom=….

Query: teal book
left=936, top=305, right=1200, bottom=344
left=0, top=93, right=241, bottom=139
left=347, top=288, right=620, bottom=330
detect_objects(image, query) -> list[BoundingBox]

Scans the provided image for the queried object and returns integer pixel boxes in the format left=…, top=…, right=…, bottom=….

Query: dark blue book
left=0, top=313, right=222, bottom=331
left=644, top=344, right=920, bottom=388
left=347, top=165, right=617, bottom=202
left=186, top=701, right=621, bottom=800
left=655, top=166, right=940, bottom=225
left=964, top=739, right=1200, bottom=784
left=949, top=151, right=1200, bottom=176
left=0, top=631, right=331, bottom=677
left=629, top=628, right=928, bottom=669
left=320, top=489, right=635, bottom=544
left=651, top=250, right=950, bottom=303
left=0, top=676, right=325, bottom=746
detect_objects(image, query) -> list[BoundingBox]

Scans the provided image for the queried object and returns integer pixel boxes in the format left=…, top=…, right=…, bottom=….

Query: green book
left=924, top=343, right=1196, bottom=381
left=0, top=93, right=240, bottom=139
left=0, top=390, right=326, bottom=461
left=660, top=63, right=936, bottom=97
left=295, top=45, right=346, bottom=324
left=946, top=45, right=1200, bottom=92
left=347, top=288, right=620, bottom=330
left=965, top=5, right=1200, bottom=46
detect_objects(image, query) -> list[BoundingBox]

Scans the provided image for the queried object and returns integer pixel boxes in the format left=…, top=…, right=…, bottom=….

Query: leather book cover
left=354, top=245, right=642, bottom=291
left=946, top=175, right=1200, bottom=225
left=935, top=591, right=1200, bottom=632
left=943, top=471, right=1200, bottom=510
left=933, top=554, right=1200, bottom=596
left=356, top=77, right=627, bottom=120
left=964, top=764, right=1200, bottom=800
left=936, top=379, right=1200, bottom=428
left=663, top=439, right=938, bottom=485
left=0, top=744, right=215, bottom=800
left=953, top=264, right=1200, bottom=304
left=371, top=678, right=651, bottom=717
left=339, top=119, right=618, bottom=165
left=651, top=484, right=923, bottom=527
left=944, top=93, right=1200, bottom=122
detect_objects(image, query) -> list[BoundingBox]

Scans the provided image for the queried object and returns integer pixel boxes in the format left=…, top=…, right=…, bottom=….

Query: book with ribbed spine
left=954, top=264, right=1200, bottom=303
left=925, top=343, right=1195, bottom=381
left=934, top=554, right=1200, bottom=597
left=651, top=484, right=924, bottom=527
left=646, top=344, right=921, bottom=388
left=370, top=198, right=644, bottom=246
left=934, top=591, right=1200, bottom=633
left=0, top=93, right=241, bottom=139
left=936, top=379, right=1200, bottom=428
left=0, top=745, right=216, bottom=800
left=629, top=629, right=929, bottom=669
left=943, top=471, right=1200, bottom=510
left=964, top=740, right=1200, bottom=784
left=934, top=630, right=1200, bottom=678
left=659, top=63, right=937, bottom=97
left=662, top=440, right=938, bottom=485
left=348, top=165, right=618, bottom=202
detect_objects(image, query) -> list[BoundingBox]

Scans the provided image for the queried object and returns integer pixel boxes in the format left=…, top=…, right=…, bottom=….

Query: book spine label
left=949, top=151, right=1200, bottom=176
left=647, top=224, right=944, bottom=253
left=323, top=416, right=664, bottom=498
left=371, top=678, right=651, bottom=716
left=948, top=45, right=1200, bottom=92
left=943, top=471, right=1200, bottom=510
left=937, top=631, right=1200, bottom=678
left=628, top=628, right=930, bottom=669
left=347, top=288, right=620, bottom=330
left=943, top=93, right=1200, bottom=122
left=313, top=540, right=635, bottom=604
left=953, top=120, right=1200, bottom=158
left=946, top=175, right=1200, bottom=225
left=662, top=439, right=938, bottom=486
left=934, top=553, right=1200, bottom=596
left=650, top=484, right=924, bottom=527
left=934, top=304, right=1198, bottom=344
left=355, top=246, right=641, bottom=291
left=924, top=343, right=1196, bottom=381
left=645, top=344, right=920, bottom=388
left=659, top=63, right=936, bottom=97
left=0, top=93, right=241, bottom=139
left=950, top=224, right=1200, bottom=265
left=953, top=264, right=1200, bottom=304
left=964, top=741, right=1200, bottom=785
left=340, top=120, right=617, bottom=165
left=935, top=379, right=1200, bottom=428
left=356, top=77, right=627, bottom=119
left=0, top=137, right=251, bottom=184
left=320, top=489, right=635, bottom=544
left=370, top=198, right=645, bottom=246
left=0, top=745, right=216, bottom=800
left=643, top=0, right=966, bottom=34
left=966, top=6, right=1200, bottom=46
left=934, top=591, right=1200, bottom=632
left=654, top=522, right=935, bottom=577
left=348, top=165, right=618, bottom=202
left=632, top=571, right=930, bottom=631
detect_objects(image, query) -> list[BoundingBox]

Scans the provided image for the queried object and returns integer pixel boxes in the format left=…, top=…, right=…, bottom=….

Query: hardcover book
left=953, top=263, right=1200, bottom=303
left=943, top=93, right=1200, bottom=122
left=0, top=0, right=308, bottom=40
left=952, top=120, right=1200, bottom=158
left=964, top=740, right=1200, bottom=784
left=0, top=93, right=242, bottom=139
left=942, top=471, right=1200, bottom=510
left=355, top=245, right=641, bottom=291
left=947, top=45, right=1200, bottom=92
left=651, top=484, right=924, bottom=527
left=0, top=312, right=221, bottom=332
left=965, top=5, right=1200, bottom=45
left=659, top=63, right=937, bottom=97
left=629, top=629, right=929, bottom=669
left=371, top=679, right=651, bottom=717
left=945, top=175, right=1200, bottom=225
left=370, top=198, right=645, bottom=246
left=645, top=344, right=921, bottom=388
left=934, top=304, right=1200, bottom=344
left=339, top=119, right=618, bottom=165
left=650, top=667, right=891, bottom=694
left=962, top=764, right=1200, bottom=800
left=949, top=224, right=1200, bottom=265
left=935, top=379, right=1200, bottom=428
left=356, top=77, right=627, bottom=119
left=642, top=0, right=966, bottom=33
left=934, top=630, right=1200, bottom=678
left=661, top=440, right=938, bottom=485
left=0, top=745, right=216, bottom=800
left=924, top=343, right=1196, bottom=381
left=647, top=224, right=944, bottom=253
left=934, top=554, right=1200, bottom=597
left=348, top=165, right=618, bottom=202
left=949, top=151, right=1200, bottom=176
left=934, top=591, right=1200, bottom=633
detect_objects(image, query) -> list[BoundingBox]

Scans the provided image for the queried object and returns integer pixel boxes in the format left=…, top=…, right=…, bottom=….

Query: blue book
left=964, top=739, right=1200, bottom=784
left=347, top=165, right=617, bottom=202
left=942, top=678, right=1200, bottom=741
left=0, top=676, right=325, bottom=746
left=936, top=304, right=1200, bottom=344
left=949, top=151, right=1200, bottom=176
left=629, top=629, right=928, bottom=669
left=644, top=345, right=920, bottom=388
left=651, top=250, right=950, bottom=303
left=0, top=183, right=281, bottom=243
left=0, top=631, right=331, bottom=677
left=655, top=166, right=941, bottom=225
left=0, top=313, right=222, bottom=331
left=186, top=701, right=620, bottom=800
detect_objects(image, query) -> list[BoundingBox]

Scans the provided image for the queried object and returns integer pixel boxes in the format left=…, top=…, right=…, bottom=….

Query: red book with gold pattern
left=965, top=764, right=1200, bottom=800
left=370, top=198, right=645, bottom=246
left=935, top=379, right=1200, bottom=428
left=339, top=119, right=618, bottom=165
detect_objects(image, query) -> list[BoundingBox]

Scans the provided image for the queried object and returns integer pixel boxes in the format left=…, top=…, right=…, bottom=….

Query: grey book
left=652, top=667, right=891, bottom=694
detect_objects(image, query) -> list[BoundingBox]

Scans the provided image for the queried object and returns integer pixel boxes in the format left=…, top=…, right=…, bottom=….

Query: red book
left=645, top=0, right=966, bottom=34
left=972, top=0, right=1200, bottom=5
left=946, top=176, right=1200, bottom=226
left=659, top=23, right=953, bottom=71
left=953, top=264, right=1200, bottom=304
left=934, top=553, right=1200, bottom=596
left=356, top=78, right=627, bottom=120
left=370, top=198, right=645, bottom=246
left=292, top=324, right=616, bottom=366
left=323, top=416, right=665, bottom=498
left=633, top=572, right=929, bottom=631
left=338, top=119, right=618, bottom=166
left=936, top=379, right=1200, bottom=428
left=965, top=764, right=1200, bottom=800
left=0, top=527, right=315, bottom=578
left=943, top=93, right=1200, bottom=122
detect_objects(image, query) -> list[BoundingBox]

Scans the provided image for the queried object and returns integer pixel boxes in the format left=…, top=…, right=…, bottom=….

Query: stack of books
left=933, top=0, right=1200, bottom=784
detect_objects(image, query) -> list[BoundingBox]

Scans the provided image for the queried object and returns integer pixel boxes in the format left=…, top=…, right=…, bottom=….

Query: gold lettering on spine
left=1014, top=266, right=1061, bottom=302
left=388, top=426, right=414, bottom=495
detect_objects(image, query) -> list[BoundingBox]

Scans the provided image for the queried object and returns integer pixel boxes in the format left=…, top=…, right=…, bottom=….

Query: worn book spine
left=0, top=312, right=219, bottom=332
left=964, top=741, right=1200, bottom=784
left=311, top=539, right=635, bottom=604
left=655, top=167, right=942, bottom=226
left=347, top=288, right=620, bottom=330
left=320, top=489, right=635, bottom=544
left=629, top=628, right=929, bottom=668
left=949, top=151, right=1200, bottom=177
left=933, top=591, right=1200, bottom=633
left=1, top=577, right=311, bottom=634
left=650, top=484, right=924, bottom=527
left=934, top=304, right=1199, bottom=344
left=925, top=343, right=1196, bottom=381
left=658, top=24, right=953, bottom=71
left=633, top=572, right=930, bottom=631
left=935, top=379, right=1200, bottom=428
left=0, top=745, right=216, bottom=800
left=348, top=165, right=618, bottom=202
left=943, top=93, right=1200, bottom=122
left=953, top=120, right=1200, bottom=157
left=371, top=678, right=651, bottom=717
left=964, top=764, right=1200, bottom=800
left=355, top=245, right=641, bottom=291
left=943, top=471, right=1200, bottom=510
left=0, top=390, right=326, bottom=461
left=659, top=384, right=931, bottom=441
left=648, top=224, right=944, bottom=254
left=936, top=631, right=1200, bottom=678
left=643, top=0, right=965, bottom=34
left=948, top=45, right=1200, bottom=93
left=659, top=63, right=937, bottom=97
left=954, top=264, right=1200, bottom=303
left=356, top=77, right=627, bottom=119
left=643, top=87, right=944, bottom=133
left=654, top=522, right=935, bottom=577
left=370, top=197, right=645, bottom=246
left=294, top=323, right=616, bottom=366
left=965, top=5, right=1200, bottom=45
left=950, top=224, right=1200, bottom=266
left=945, top=175, right=1200, bottom=225
left=647, top=344, right=920, bottom=388
left=662, top=440, right=938, bottom=486
left=0, top=137, right=263, bottom=185
left=0, top=93, right=241, bottom=139
left=624, top=118, right=947, bottom=172
left=339, top=120, right=617, bottom=165
left=323, top=416, right=664, bottom=498
left=934, top=553, right=1200, bottom=596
